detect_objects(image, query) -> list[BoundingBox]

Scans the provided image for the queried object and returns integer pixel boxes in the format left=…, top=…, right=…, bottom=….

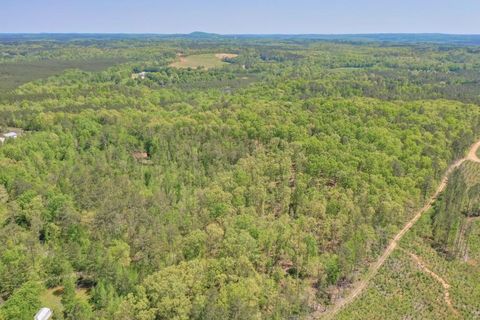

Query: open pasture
left=169, top=53, right=237, bottom=69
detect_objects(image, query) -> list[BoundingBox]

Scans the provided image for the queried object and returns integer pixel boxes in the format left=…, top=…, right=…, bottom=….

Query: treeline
left=432, top=162, right=480, bottom=256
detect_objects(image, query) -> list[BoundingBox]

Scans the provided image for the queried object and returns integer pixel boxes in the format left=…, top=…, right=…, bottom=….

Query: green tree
left=0, top=281, right=42, bottom=320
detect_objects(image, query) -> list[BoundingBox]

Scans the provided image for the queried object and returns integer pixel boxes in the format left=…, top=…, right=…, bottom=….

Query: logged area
left=338, top=160, right=480, bottom=319
left=327, top=141, right=480, bottom=319
left=0, top=34, right=480, bottom=320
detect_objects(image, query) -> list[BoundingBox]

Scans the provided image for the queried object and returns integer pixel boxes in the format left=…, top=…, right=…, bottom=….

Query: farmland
left=169, top=53, right=237, bottom=69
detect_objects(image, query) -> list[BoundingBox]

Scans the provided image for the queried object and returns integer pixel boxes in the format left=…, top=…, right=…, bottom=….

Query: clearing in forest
left=39, top=286, right=89, bottom=315
left=169, top=53, right=238, bottom=69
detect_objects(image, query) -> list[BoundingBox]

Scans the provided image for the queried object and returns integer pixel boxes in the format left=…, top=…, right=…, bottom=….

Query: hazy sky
left=1, top=0, right=479, bottom=34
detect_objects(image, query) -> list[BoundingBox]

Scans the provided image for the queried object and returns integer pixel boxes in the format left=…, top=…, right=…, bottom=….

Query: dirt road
left=404, top=250, right=459, bottom=316
left=467, top=140, right=480, bottom=163
left=319, top=139, right=480, bottom=319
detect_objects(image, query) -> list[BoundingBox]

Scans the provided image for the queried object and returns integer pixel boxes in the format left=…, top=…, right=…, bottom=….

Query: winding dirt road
left=403, top=250, right=459, bottom=316
left=467, top=140, right=480, bottom=163
left=320, top=139, right=480, bottom=319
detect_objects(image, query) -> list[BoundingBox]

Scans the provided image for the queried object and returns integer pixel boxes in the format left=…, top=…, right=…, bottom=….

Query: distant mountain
left=185, top=32, right=222, bottom=39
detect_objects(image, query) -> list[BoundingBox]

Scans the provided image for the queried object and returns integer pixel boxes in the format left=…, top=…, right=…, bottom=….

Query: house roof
left=133, top=151, right=149, bottom=160
left=35, top=307, right=52, bottom=320
left=3, top=132, right=17, bottom=138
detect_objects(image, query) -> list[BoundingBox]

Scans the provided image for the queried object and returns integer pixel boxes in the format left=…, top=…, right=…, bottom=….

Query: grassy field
left=39, top=286, right=89, bottom=319
left=0, top=58, right=125, bottom=92
left=169, top=53, right=237, bottom=69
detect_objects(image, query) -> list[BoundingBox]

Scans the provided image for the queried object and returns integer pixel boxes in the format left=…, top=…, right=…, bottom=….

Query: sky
left=1, top=0, right=479, bottom=34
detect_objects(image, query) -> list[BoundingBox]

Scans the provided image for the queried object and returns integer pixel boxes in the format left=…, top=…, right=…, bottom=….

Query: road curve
left=467, top=140, right=480, bottom=163
left=403, top=250, right=459, bottom=316
left=319, top=138, right=480, bottom=319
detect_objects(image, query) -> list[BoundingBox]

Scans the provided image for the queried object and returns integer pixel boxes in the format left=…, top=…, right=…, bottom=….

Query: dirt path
left=319, top=139, right=480, bottom=319
left=467, top=140, right=480, bottom=163
left=404, top=250, right=459, bottom=316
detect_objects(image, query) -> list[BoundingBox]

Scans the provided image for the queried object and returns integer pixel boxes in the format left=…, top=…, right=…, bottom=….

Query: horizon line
left=1, top=32, right=480, bottom=36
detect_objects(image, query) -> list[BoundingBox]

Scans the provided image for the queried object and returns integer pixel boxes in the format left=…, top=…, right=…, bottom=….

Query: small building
left=133, top=151, right=149, bottom=160
left=3, top=132, right=17, bottom=139
left=132, top=151, right=153, bottom=165
left=131, top=72, right=147, bottom=80
left=34, top=307, right=52, bottom=320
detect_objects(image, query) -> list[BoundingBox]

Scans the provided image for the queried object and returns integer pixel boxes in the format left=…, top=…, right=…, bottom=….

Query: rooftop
left=3, top=132, right=17, bottom=138
left=34, top=307, right=52, bottom=320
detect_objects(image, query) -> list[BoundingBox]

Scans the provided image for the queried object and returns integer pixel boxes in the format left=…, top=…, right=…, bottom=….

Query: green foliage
left=0, top=281, right=42, bottom=320
left=61, top=277, right=93, bottom=320
left=324, top=254, right=341, bottom=285
left=115, top=258, right=282, bottom=320
left=1, top=37, right=480, bottom=319
left=432, top=162, right=480, bottom=255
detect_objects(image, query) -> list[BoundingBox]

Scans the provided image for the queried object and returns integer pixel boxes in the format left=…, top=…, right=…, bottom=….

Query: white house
left=131, top=71, right=147, bottom=80
left=34, top=307, right=52, bottom=320
left=3, top=132, right=17, bottom=139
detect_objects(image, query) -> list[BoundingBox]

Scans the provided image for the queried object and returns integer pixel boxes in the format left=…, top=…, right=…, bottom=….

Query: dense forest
left=0, top=35, right=480, bottom=319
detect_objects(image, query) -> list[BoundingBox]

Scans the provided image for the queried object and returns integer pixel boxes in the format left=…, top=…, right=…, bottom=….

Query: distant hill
left=185, top=31, right=222, bottom=39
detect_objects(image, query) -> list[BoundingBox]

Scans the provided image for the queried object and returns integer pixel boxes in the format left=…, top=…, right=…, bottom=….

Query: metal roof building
left=34, top=307, right=52, bottom=320
left=3, top=132, right=17, bottom=138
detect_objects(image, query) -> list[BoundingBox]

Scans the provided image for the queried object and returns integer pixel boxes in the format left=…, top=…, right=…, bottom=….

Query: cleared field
left=39, top=286, right=89, bottom=316
left=169, top=53, right=238, bottom=69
